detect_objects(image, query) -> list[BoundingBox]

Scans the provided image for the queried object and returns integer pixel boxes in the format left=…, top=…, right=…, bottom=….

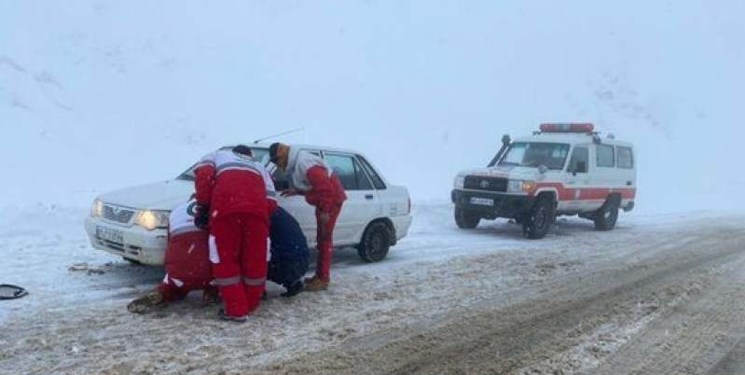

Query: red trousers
left=157, top=231, right=213, bottom=302
left=314, top=203, right=343, bottom=282
left=157, top=281, right=218, bottom=303
left=209, top=212, right=268, bottom=317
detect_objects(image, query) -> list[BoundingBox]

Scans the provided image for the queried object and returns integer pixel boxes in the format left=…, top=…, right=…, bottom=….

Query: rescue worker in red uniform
left=194, top=145, right=276, bottom=321
left=269, top=142, right=347, bottom=291
left=127, top=198, right=217, bottom=313
left=127, top=199, right=310, bottom=314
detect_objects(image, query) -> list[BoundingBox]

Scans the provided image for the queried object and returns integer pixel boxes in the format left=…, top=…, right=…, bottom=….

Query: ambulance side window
left=617, top=146, right=634, bottom=169
left=568, top=146, right=589, bottom=174
left=596, top=145, right=615, bottom=168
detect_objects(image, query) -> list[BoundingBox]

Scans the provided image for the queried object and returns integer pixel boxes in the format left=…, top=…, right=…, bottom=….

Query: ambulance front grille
left=464, top=176, right=508, bottom=192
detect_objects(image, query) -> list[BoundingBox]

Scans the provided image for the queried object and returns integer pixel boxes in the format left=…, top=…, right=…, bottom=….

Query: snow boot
left=218, top=308, right=248, bottom=323
left=127, top=291, right=164, bottom=314
left=303, top=276, right=329, bottom=292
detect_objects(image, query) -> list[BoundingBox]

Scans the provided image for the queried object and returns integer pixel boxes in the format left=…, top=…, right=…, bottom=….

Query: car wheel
left=454, top=206, right=480, bottom=229
left=522, top=195, right=555, bottom=239
left=357, top=221, right=391, bottom=263
left=594, top=197, right=620, bottom=230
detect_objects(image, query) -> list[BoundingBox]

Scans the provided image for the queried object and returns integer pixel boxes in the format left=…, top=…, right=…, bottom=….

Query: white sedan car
left=85, top=144, right=413, bottom=265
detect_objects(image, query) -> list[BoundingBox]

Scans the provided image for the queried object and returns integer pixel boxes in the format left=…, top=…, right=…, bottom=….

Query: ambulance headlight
left=454, top=175, right=465, bottom=189
left=507, top=180, right=536, bottom=194
left=135, top=210, right=170, bottom=231
left=90, top=199, right=104, bottom=218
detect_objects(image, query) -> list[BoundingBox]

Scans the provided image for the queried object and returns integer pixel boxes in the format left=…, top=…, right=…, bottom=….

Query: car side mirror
left=568, top=161, right=587, bottom=175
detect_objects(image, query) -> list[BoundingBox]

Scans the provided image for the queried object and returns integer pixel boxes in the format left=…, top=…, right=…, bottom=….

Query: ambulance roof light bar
left=539, top=123, right=595, bottom=133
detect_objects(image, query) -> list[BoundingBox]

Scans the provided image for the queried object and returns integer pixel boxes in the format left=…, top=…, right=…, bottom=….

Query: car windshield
left=497, top=142, right=570, bottom=170
left=175, top=147, right=271, bottom=181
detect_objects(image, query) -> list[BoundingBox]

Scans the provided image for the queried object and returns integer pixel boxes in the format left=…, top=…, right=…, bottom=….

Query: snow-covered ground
left=0, top=201, right=695, bottom=325
left=2, top=202, right=744, bottom=374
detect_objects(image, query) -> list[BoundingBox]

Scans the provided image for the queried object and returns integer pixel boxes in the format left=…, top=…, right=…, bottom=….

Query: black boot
left=281, top=280, right=304, bottom=297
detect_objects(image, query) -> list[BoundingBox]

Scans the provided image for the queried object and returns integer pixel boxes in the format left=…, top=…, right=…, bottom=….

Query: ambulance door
left=588, top=143, right=618, bottom=211
left=564, top=145, right=590, bottom=212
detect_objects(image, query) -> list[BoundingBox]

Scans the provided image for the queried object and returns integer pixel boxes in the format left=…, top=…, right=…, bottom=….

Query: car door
left=322, top=152, right=380, bottom=245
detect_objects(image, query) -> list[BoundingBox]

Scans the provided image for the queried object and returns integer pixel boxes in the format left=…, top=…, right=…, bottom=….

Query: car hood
left=98, top=180, right=193, bottom=211
left=460, top=165, right=540, bottom=180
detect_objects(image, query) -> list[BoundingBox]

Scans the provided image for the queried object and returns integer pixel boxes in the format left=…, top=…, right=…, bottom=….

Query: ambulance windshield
left=498, top=142, right=570, bottom=170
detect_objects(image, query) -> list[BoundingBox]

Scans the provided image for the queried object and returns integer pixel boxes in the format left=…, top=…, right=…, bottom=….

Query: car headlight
left=507, top=180, right=536, bottom=194
left=90, top=199, right=104, bottom=217
left=135, top=210, right=170, bottom=231
left=454, top=175, right=465, bottom=189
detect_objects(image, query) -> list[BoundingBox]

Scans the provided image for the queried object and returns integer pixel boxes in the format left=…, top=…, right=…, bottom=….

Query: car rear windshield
left=498, top=142, right=570, bottom=170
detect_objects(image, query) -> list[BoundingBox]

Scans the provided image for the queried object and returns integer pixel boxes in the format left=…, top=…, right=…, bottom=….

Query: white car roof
left=229, top=143, right=368, bottom=156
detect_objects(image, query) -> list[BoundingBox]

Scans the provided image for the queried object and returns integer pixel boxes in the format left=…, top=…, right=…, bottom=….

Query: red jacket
left=305, top=165, right=347, bottom=212
left=286, top=148, right=347, bottom=213
left=194, top=149, right=277, bottom=220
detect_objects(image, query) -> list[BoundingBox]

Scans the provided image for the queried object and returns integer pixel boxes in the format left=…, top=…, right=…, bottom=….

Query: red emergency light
left=539, top=123, right=595, bottom=133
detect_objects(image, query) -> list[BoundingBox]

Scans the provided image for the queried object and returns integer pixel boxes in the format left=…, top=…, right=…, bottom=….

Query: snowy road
left=1, top=204, right=744, bottom=374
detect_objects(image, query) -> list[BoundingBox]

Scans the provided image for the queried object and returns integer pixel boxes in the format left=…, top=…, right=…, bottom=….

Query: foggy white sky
left=1, top=1, right=744, bottom=211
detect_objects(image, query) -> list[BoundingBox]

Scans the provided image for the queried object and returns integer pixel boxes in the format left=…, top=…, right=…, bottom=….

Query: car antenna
left=253, top=127, right=306, bottom=144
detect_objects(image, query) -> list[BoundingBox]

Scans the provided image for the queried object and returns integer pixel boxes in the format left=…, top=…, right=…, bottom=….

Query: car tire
left=522, top=195, right=555, bottom=239
left=454, top=206, right=480, bottom=229
left=123, top=257, right=142, bottom=265
left=357, top=221, right=391, bottom=263
left=594, top=196, right=620, bottom=231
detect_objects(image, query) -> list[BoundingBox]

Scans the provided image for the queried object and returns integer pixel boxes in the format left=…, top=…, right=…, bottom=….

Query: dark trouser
left=268, top=256, right=309, bottom=288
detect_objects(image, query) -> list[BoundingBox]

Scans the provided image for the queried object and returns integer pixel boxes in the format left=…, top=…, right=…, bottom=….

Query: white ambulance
left=451, top=123, right=636, bottom=239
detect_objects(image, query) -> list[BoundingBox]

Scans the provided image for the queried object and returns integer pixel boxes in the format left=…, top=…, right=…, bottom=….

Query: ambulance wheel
left=357, top=221, right=391, bottom=263
left=594, top=197, right=620, bottom=231
left=455, top=206, right=480, bottom=229
left=523, top=195, right=555, bottom=239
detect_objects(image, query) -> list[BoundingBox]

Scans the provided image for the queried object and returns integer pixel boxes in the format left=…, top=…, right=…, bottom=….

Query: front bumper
left=451, top=189, right=533, bottom=219
left=84, top=216, right=168, bottom=265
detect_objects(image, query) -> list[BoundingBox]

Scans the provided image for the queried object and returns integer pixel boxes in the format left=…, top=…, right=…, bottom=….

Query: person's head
left=269, top=142, right=290, bottom=171
left=233, top=144, right=253, bottom=158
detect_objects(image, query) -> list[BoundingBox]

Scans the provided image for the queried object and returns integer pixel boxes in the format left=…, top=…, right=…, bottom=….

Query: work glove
left=194, top=204, right=210, bottom=230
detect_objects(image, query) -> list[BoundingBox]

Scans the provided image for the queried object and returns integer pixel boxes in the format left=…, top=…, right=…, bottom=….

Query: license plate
left=470, top=197, right=494, bottom=206
left=96, top=226, right=123, bottom=244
